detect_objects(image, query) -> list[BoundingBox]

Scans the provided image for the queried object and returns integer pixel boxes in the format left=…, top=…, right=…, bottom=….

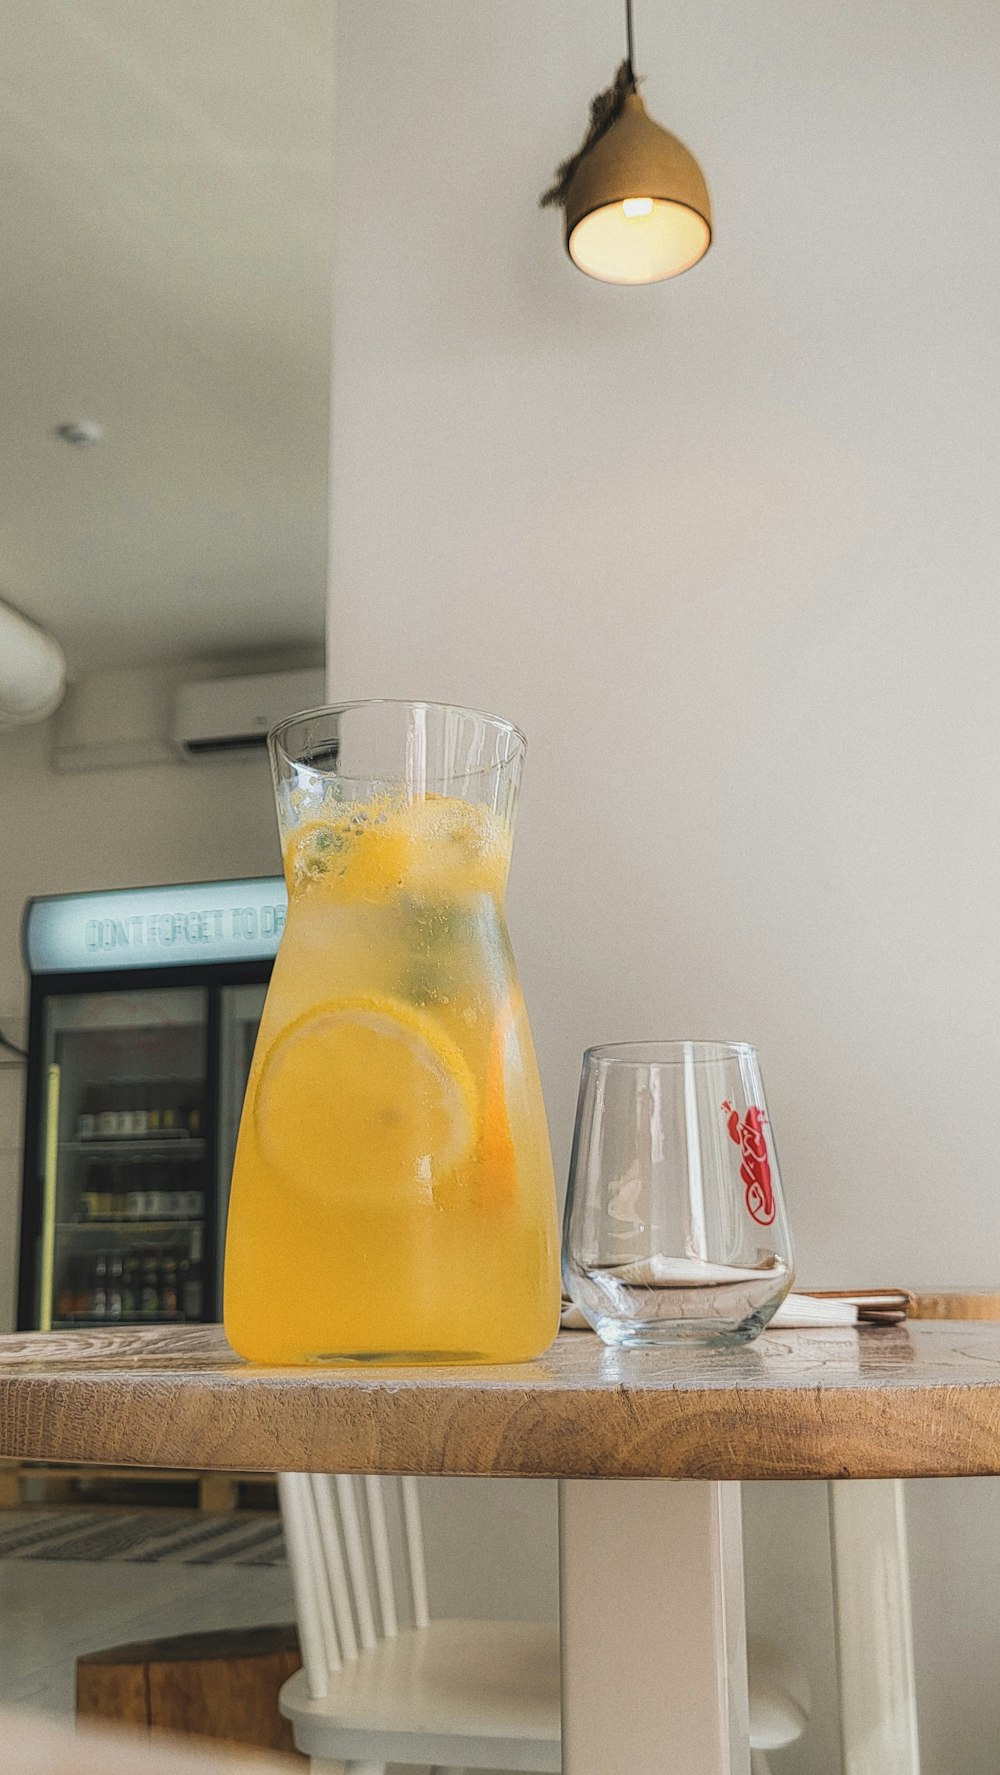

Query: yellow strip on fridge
left=38, top=1063, right=60, bottom=1332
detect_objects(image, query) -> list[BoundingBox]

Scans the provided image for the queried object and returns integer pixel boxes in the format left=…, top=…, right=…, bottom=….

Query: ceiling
left=0, top=0, right=334, bottom=669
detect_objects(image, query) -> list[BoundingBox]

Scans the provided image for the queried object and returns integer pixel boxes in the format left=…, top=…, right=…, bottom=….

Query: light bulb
left=552, top=88, right=712, bottom=285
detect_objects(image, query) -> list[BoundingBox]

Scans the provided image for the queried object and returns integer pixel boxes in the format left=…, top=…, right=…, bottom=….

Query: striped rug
left=0, top=1509, right=286, bottom=1565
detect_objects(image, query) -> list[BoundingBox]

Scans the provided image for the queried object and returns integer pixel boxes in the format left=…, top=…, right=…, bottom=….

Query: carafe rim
left=270, top=698, right=527, bottom=759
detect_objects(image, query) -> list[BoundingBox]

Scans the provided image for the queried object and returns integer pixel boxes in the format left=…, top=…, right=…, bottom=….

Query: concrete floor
left=0, top=1539, right=509, bottom=1774
left=0, top=1554, right=294, bottom=1716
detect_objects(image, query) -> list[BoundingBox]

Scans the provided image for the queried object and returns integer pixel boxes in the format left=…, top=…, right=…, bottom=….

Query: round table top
left=2, top=1318, right=1000, bottom=1480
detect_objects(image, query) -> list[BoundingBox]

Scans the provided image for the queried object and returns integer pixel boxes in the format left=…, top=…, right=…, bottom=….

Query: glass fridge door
left=216, top=982, right=267, bottom=1308
left=34, top=986, right=208, bottom=1330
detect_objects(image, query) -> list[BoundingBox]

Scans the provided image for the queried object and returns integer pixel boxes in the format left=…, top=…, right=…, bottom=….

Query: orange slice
left=255, top=995, right=477, bottom=1201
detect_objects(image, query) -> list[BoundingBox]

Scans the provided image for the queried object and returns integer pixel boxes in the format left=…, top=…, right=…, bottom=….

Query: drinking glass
left=562, top=1041, right=793, bottom=1346
left=224, top=700, right=560, bottom=1365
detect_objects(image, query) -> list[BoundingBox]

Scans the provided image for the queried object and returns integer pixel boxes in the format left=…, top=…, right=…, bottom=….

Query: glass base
left=564, top=1260, right=789, bottom=1351
left=589, top=1309, right=774, bottom=1350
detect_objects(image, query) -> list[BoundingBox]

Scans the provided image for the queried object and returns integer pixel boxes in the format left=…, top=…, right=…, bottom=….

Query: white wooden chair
left=278, top=1471, right=810, bottom=1775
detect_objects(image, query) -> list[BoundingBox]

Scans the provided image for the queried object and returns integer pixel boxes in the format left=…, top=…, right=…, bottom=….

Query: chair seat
left=282, top=1617, right=807, bottom=1770
left=280, top=1617, right=562, bottom=1772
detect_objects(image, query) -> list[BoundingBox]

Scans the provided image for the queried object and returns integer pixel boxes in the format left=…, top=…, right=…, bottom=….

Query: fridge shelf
left=51, top=1313, right=194, bottom=1328
left=61, top=1139, right=205, bottom=1156
left=55, top=1220, right=204, bottom=1234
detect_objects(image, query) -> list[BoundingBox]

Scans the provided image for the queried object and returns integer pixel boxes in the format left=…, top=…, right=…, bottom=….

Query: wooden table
left=3, top=1321, right=999, bottom=1775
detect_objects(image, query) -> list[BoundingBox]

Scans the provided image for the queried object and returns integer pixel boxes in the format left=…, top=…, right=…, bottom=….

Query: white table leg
left=559, top=1479, right=750, bottom=1775
left=828, top=1479, right=920, bottom=1775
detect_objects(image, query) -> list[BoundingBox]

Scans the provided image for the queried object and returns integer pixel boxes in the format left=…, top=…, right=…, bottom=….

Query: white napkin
left=599, top=1255, right=783, bottom=1288
left=768, top=1293, right=857, bottom=1328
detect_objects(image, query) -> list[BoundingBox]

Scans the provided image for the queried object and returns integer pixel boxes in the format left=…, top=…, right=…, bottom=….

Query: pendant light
left=541, top=0, right=712, bottom=285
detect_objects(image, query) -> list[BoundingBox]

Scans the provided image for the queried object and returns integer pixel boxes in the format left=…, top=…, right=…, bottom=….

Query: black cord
left=625, top=0, right=635, bottom=80
left=0, top=1029, right=27, bottom=1062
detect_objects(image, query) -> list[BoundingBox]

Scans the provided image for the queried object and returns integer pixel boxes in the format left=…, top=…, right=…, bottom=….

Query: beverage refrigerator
left=17, top=877, right=287, bottom=1332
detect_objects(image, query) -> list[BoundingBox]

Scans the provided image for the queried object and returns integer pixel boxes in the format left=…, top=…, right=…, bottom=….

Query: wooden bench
left=77, top=1624, right=303, bottom=1758
left=0, top=1462, right=273, bottom=1513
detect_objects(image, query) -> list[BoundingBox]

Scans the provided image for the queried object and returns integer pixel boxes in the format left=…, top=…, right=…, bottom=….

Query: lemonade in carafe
left=224, top=701, right=560, bottom=1363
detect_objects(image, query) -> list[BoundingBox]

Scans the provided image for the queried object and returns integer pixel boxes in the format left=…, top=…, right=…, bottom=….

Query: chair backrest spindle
left=280, top=1471, right=431, bottom=1668
left=402, top=1474, right=430, bottom=1628
left=277, top=1473, right=333, bottom=1699
left=301, top=1474, right=341, bottom=1677
left=335, top=1473, right=378, bottom=1650
left=365, top=1474, right=399, bottom=1637
left=311, top=1473, right=359, bottom=1661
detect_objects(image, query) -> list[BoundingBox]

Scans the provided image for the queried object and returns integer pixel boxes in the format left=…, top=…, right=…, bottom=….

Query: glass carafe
left=224, top=700, right=560, bottom=1364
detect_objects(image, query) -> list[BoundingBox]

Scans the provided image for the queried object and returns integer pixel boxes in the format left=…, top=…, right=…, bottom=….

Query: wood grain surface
left=77, top=1624, right=302, bottom=1756
left=2, top=1323, right=1000, bottom=1482
left=913, top=1289, right=1000, bottom=1320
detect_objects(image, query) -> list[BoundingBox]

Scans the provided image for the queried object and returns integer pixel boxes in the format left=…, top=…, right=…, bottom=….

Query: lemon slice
left=255, top=995, right=477, bottom=1200
left=283, top=805, right=412, bottom=904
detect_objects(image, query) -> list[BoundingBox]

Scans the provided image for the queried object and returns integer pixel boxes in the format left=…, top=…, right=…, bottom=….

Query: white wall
left=330, top=3, right=1000, bottom=1768
left=0, top=662, right=281, bottom=1331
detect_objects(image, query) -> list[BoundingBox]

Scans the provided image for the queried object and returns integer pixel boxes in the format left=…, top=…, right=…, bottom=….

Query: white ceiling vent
left=172, top=669, right=325, bottom=760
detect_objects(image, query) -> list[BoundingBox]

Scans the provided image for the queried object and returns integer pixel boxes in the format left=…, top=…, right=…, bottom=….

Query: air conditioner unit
left=172, top=669, right=325, bottom=759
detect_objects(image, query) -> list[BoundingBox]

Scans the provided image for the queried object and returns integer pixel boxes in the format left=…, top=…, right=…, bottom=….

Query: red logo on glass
left=721, top=1101, right=775, bottom=1226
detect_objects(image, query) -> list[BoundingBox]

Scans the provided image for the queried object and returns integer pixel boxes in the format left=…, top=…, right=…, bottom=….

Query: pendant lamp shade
left=564, top=90, right=711, bottom=284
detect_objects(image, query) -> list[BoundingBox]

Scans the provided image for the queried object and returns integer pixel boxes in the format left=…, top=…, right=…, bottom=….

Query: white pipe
left=0, top=602, right=66, bottom=730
